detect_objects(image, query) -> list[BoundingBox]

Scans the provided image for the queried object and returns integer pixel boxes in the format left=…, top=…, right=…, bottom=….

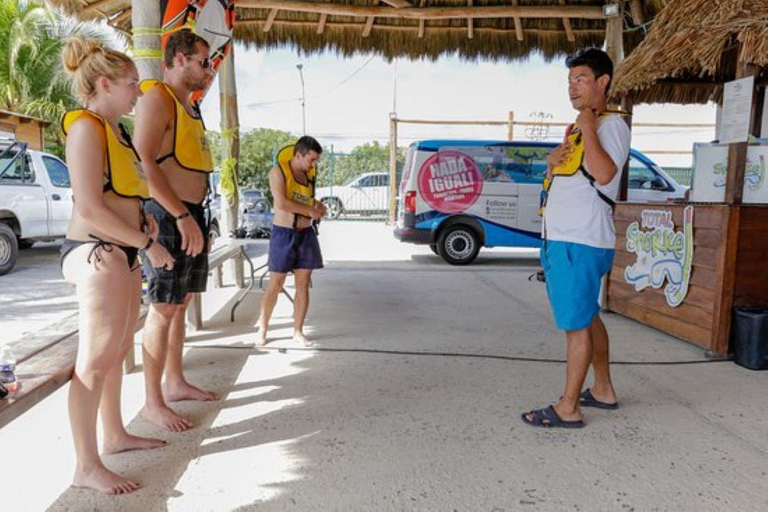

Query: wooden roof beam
left=467, top=0, right=473, bottom=39
left=511, top=0, right=523, bottom=41
left=418, top=0, right=426, bottom=38
left=317, top=13, right=327, bottom=34
left=237, top=1, right=606, bottom=21
left=83, top=0, right=115, bottom=12
left=363, top=16, right=375, bottom=37
left=558, top=0, right=575, bottom=42
left=263, top=8, right=279, bottom=32
left=629, top=0, right=645, bottom=25
left=380, top=0, right=412, bottom=7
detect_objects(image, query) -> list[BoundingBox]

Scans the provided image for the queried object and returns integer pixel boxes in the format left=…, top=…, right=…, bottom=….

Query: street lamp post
left=296, top=63, right=306, bottom=135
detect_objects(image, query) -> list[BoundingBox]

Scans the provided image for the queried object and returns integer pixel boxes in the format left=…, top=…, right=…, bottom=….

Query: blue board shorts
left=268, top=225, right=324, bottom=273
left=541, top=240, right=615, bottom=331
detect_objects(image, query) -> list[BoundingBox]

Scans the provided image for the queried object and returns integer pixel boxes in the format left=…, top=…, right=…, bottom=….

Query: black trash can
left=733, top=308, right=768, bottom=370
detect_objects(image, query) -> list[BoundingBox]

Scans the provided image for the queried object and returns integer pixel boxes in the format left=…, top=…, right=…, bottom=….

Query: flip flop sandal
left=580, top=389, right=619, bottom=410
left=521, top=405, right=585, bottom=429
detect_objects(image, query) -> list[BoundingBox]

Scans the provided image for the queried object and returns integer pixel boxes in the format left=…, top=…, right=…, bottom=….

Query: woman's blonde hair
left=62, top=36, right=135, bottom=103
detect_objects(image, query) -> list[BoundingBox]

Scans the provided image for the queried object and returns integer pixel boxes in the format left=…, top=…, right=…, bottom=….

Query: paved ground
left=1, top=222, right=767, bottom=511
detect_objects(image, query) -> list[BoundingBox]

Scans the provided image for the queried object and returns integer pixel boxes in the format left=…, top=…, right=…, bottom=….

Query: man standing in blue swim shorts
left=522, top=48, right=631, bottom=429
left=256, top=136, right=326, bottom=347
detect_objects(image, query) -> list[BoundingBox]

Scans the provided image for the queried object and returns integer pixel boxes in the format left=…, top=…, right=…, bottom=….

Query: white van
left=394, top=140, right=687, bottom=265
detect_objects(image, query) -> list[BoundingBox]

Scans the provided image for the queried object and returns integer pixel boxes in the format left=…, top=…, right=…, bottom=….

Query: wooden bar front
left=607, top=202, right=768, bottom=356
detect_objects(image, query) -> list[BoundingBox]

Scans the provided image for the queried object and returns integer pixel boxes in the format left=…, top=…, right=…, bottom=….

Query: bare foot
left=140, top=404, right=194, bottom=432
left=294, top=332, right=314, bottom=347
left=163, top=381, right=220, bottom=402
left=73, top=465, right=141, bottom=495
left=103, top=433, right=167, bottom=454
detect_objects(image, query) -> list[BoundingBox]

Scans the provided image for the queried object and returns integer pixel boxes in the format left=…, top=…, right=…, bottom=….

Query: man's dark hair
left=566, top=48, right=614, bottom=93
left=164, top=29, right=210, bottom=68
left=295, top=136, right=323, bottom=156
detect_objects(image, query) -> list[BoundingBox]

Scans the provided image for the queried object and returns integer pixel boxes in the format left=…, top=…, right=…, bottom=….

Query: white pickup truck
left=0, top=137, right=72, bottom=275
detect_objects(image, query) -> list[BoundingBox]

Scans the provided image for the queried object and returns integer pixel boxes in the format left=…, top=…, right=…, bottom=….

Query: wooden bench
left=186, top=241, right=262, bottom=330
left=0, top=307, right=148, bottom=430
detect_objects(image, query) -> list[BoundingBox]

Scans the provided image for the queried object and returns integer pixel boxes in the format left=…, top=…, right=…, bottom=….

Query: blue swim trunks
left=268, top=225, right=324, bottom=273
left=541, top=240, right=614, bottom=331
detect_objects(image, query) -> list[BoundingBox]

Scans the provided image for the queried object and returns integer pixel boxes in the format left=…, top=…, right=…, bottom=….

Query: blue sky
left=199, top=44, right=717, bottom=167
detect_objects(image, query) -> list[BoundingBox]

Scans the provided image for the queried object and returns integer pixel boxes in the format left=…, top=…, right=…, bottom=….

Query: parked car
left=209, top=187, right=273, bottom=240
left=395, top=139, right=688, bottom=265
left=316, top=172, right=390, bottom=219
left=0, top=136, right=73, bottom=275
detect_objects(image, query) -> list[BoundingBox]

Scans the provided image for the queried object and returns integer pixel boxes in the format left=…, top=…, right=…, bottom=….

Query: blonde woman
left=61, top=37, right=174, bottom=495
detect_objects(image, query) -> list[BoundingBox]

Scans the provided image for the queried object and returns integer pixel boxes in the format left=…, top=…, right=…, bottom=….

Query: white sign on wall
left=721, top=76, right=754, bottom=144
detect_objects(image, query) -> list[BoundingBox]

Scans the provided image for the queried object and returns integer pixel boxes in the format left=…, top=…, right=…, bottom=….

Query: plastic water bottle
left=0, top=345, right=18, bottom=396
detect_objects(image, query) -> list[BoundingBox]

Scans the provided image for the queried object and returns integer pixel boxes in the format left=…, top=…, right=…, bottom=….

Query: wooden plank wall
left=0, top=115, right=45, bottom=150
left=607, top=203, right=730, bottom=352
left=734, top=206, right=768, bottom=307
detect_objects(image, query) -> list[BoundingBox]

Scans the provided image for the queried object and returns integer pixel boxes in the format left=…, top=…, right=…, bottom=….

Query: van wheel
left=0, top=224, right=19, bottom=276
left=437, top=225, right=480, bottom=265
left=429, top=244, right=439, bottom=255
left=322, top=198, right=343, bottom=220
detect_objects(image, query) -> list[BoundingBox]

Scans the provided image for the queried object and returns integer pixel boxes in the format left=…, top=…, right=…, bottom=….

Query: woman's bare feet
left=163, top=381, right=220, bottom=402
left=73, top=465, right=141, bottom=495
left=294, top=332, right=314, bottom=347
left=102, top=433, right=167, bottom=454
left=140, top=404, right=194, bottom=432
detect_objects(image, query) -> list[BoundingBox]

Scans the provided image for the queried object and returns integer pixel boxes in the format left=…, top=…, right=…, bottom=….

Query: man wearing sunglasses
left=134, top=29, right=218, bottom=433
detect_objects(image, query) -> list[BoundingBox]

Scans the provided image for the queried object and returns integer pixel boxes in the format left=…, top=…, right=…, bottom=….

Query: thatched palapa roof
left=612, top=0, right=768, bottom=105
left=48, top=0, right=666, bottom=62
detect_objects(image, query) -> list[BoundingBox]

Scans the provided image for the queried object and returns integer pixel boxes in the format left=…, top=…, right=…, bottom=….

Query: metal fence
left=315, top=149, right=401, bottom=221
left=664, top=166, right=693, bottom=186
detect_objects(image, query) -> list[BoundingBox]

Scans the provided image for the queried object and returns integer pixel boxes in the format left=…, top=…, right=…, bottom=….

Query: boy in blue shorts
left=256, top=136, right=326, bottom=347
left=522, top=48, right=631, bottom=428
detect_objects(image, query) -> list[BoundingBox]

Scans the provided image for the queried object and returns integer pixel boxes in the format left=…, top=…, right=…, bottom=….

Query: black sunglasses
left=187, top=56, right=212, bottom=69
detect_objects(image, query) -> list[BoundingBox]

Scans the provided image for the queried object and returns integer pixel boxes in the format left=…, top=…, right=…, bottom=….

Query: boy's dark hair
left=566, top=48, right=614, bottom=93
left=295, top=136, right=323, bottom=156
left=164, top=29, right=210, bottom=68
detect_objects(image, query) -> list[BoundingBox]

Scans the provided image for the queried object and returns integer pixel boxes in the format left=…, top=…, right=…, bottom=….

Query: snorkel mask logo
left=624, top=206, right=694, bottom=308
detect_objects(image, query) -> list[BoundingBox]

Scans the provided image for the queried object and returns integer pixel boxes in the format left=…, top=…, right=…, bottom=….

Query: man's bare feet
left=140, top=404, right=194, bottom=432
left=163, top=381, right=220, bottom=402
left=102, top=433, right=167, bottom=454
left=294, top=332, right=313, bottom=347
left=73, top=465, right=141, bottom=495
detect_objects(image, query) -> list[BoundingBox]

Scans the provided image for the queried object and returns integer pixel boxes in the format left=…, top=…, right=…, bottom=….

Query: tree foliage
left=0, top=0, right=112, bottom=156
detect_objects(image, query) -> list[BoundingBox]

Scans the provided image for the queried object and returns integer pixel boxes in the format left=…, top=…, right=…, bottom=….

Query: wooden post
left=619, top=93, right=634, bottom=202
left=126, top=0, right=162, bottom=373
left=131, top=1, right=162, bottom=81
left=388, top=113, right=398, bottom=224
left=219, top=48, right=244, bottom=287
left=507, top=111, right=514, bottom=140
left=605, top=1, right=624, bottom=66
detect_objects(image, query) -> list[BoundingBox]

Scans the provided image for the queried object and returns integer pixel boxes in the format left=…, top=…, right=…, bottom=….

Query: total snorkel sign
left=418, top=150, right=483, bottom=214
left=624, top=206, right=694, bottom=307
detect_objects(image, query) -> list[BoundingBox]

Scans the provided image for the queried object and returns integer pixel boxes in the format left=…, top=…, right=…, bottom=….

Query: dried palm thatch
left=612, top=0, right=768, bottom=105
left=48, top=0, right=666, bottom=62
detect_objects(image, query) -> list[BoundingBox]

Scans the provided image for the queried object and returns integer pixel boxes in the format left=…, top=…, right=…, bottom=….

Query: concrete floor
left=1, top=222, right=767, bottom=511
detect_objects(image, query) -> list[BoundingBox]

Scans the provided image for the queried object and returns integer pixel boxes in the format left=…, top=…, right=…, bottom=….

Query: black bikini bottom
left=60, top=235, right=139, bottom=271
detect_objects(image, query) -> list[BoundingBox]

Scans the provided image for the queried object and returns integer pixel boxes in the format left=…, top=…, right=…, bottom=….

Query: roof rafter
left=236, top=1, right=606, bottom=21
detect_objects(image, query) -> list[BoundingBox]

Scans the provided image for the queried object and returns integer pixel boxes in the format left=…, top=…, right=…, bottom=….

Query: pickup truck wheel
left=0, top=224, right=19, bottom=276
left=437, top=224, right=480, bottom=265
left=429, top=244, right=439, bottom=255
left=17, top=239, right=35, bottom=250
left=322, top=198, right=343, bottom=220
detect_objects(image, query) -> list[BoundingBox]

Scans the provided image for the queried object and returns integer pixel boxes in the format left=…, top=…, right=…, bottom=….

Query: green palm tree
left=0, top=0, right=113, bottom=151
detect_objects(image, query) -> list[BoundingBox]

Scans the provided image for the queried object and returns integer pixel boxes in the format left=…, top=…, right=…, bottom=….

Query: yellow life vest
left=277, top=144, right=316, bottom=207
left=139, top=80, right=213, bottom=174
left=62, top=109, right=150, bottom=200
left=539, top=109, right=630, bottom=215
